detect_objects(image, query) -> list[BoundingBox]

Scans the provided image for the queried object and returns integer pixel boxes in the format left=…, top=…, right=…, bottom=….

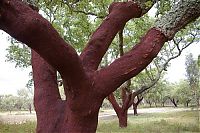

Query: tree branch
left=97, top=28, right=167, bottom=96
left=32, top=50, right=67, bottom=131
left=31, top=50, right=61, bottom=111
left=132, top=31, right=197, bottom=97
left=80, top=1, right=143, bottom=72
left=0, top=0, right=86, bottom=87
left=107, top=93, right=121, bottom=113
left=155, top=0, right=200, bottom=40
left=96, top=0, right=200, bottom=97
left=64, top=1, right=105, bottom=19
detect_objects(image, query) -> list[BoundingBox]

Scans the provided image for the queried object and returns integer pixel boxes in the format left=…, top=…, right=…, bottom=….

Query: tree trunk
left=155, top=102, right=157, bottom=107
left=173, top=102, right=178, bottom=107
left=133, top=104, right=138, bottom=115
left=170, top=98, right=178, bottom=107
left=108, top=93, right=130, bottom=128
left=186, top=102, right=189, bottom=107
left=32, top=51, right=103, bottom=133
left=197, top=97, right=200, bottom=107
left=162, top=102, right=165, bottom=107
left=118, top=111, right=128, bottom=128
left=132, top=96, right=143, bottom=116
left=29, top=104, right=32, bottom=114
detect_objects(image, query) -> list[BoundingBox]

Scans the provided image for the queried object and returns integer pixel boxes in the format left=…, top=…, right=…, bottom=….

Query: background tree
left=185, top=53, right=200, bottom=107
left=0, top=95, right=17, bottom=113
left=108, top=16, right=199, bottom=127
left=17, top=88, right=33, bottom=113
left=176, top=80, right=193, bottom=107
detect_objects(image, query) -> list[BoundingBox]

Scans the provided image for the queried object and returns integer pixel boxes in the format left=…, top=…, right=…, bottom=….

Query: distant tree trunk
left=197, top=97, right=200, bottom=107
left=146, top=100, right=152, bottom=107
left=169, top=98, right=178, bottom=107
left=149, top=102, right=152, bottom=107
left=161, top=101, right=165, bottom=107
left=133, top=105, right=138, bottom=115
left=155, top=102, right=157, bottom=107
left=132, top=96, right=143, bottom=115
left=29, top=104, right=32, bottom=114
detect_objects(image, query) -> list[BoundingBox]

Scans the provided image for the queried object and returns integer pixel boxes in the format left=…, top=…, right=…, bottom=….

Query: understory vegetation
left=0, top=110, right=199, bottom=133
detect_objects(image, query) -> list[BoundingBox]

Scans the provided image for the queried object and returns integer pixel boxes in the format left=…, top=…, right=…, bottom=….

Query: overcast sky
left=0, top=32, right=31, bottom=95
left=0, top=29, right=199, bottom=95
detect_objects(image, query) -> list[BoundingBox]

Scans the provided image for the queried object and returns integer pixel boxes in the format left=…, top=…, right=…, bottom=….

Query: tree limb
left=31, top=50, right=61, bottom=111
left=107, top=93, right=121, bottom=113
left=0, top=0, right=86, bottom=87
left=80, top=1, right=143, bottom=72
left=97, top=28, right=167, bottom=96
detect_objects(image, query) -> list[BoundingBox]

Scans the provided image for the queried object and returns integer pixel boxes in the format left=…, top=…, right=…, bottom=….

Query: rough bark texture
left=0, top=0, right=199, bottom=132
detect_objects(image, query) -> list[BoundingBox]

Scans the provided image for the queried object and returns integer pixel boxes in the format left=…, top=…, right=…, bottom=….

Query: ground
left=0, top=107, right=194, bottom=123
left=0, top=107, right=199, bottom=133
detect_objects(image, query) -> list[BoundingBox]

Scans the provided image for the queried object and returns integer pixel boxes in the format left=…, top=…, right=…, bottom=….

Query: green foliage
left=0, top=95, right=17, bottom=112
left=0, top=89, right=33, bottom=112
left=143, top=80, right=168, bottom=106
left=185, top=53, right=200, bottom=107
left=185, top=53, right=200, bottom=86
left=6, top=40, right=31, bottom=68
left=175, top=80, right=193, bottom=106
left=156, top=0, right=172, bottom=16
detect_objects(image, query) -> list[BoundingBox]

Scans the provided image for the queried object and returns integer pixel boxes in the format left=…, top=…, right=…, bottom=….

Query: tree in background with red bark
left=0, top=0, right=200, bottom=132
left=107, top=12, right=199, bottom=127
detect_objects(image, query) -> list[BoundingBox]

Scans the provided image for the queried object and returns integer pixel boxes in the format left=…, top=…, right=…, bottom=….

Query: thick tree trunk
left=32, top=51, right=103, bottom=133
left=118, top=110, right=128, bottom=128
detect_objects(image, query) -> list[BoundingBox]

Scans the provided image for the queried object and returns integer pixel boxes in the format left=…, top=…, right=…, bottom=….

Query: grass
left=97, top=110, right=200, bottom=133
left=0, top=110, right=199, bottom=133
left=0, top=122, right=36, bottom=133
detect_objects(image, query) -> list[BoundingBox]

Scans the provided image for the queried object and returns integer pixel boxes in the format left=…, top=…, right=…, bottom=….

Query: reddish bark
left=108, top=92, right=130, bottom=127
left=97, top=28, right=167, bottom=96
left=80, top=2, right=142, bottom=72
left=0, top=0, right=199, bottom=132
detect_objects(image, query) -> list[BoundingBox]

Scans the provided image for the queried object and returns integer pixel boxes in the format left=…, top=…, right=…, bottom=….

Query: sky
left=165, top=42, right=199, bottom=82
left=0, top=32, right=31, bottom=95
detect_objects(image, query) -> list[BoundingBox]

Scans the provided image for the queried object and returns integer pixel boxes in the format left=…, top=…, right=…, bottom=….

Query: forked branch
left=96, top=0, right=200, bottom=97
left=80, top=1, right=156, bottom=72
